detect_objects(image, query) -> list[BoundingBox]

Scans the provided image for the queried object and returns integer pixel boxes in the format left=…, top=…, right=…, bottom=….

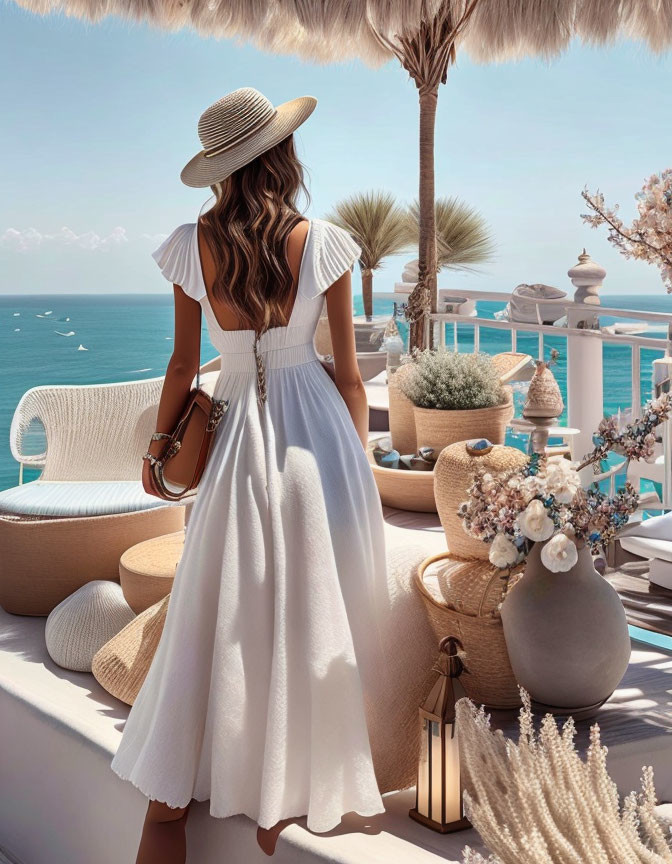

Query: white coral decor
left=540, top=533, right=579, bottom=573
left=489, top=533, right=519, bottom=569
left=458, top=692, right=672, bottom=864
left=544, top=458, right=581, bottom=504
left=517, top=499, right=554, bottom=542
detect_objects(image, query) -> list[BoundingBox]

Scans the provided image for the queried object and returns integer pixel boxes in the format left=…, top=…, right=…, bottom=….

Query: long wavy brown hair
left=198, top=134, right=311, bottom=334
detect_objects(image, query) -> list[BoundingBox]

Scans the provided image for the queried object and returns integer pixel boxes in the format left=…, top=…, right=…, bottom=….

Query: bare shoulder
left=287, top=217, right=311, bottom=244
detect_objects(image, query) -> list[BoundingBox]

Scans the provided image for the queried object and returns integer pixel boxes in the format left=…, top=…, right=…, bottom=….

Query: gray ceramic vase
left=501, top=540, right=631, bottom=717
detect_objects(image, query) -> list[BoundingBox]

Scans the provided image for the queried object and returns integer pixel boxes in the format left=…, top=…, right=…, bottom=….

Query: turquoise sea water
left=1, top=293, right=670, bottom=492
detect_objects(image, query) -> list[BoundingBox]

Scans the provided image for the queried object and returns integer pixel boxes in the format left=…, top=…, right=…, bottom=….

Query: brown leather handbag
left=144, top=315, right=229, bottom=501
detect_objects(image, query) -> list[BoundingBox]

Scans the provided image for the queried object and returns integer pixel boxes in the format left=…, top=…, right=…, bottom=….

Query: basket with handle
left=415, top=552, right=522, bottom=709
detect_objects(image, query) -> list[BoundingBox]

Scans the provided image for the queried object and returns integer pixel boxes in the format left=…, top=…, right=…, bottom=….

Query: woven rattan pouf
left=119, top=531, right=184, bottom=614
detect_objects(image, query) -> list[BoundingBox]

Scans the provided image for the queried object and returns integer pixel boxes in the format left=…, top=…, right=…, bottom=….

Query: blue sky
left=1, top=1, right=672, bottom=298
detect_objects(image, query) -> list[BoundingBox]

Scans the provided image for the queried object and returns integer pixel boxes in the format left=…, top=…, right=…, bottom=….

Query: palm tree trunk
left=362, top=268, right=374, bottom=320
left=408, top=84, right=439, bottom=352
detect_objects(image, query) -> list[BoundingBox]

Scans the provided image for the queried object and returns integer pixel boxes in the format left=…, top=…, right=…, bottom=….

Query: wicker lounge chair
left=0, top=376, right=186, bottom=616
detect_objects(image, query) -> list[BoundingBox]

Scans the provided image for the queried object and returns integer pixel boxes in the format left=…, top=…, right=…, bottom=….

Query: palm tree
left=409, top=196, right=494, bottom=272
left=327, top=191, right=416, bottom=320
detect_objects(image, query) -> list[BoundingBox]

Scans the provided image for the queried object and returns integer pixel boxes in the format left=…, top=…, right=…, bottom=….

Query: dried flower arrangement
left=457, top=691, right=672, bottom=864
left=399, top=349, right=508, bottom=411
left=458, top=393, right=671, bottom=574
left=581, top=169, right=672, bottom=293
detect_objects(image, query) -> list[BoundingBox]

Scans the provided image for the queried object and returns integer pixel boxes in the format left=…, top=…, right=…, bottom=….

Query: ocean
left=1, top=292, right=670, bottom=492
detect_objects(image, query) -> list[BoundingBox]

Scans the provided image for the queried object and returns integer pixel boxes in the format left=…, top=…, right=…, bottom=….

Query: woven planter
left=413, top=389, right=514, bottom=457
left=434, top=442, right=528, bottom=559
left=388, top=364, right=417, bottom=455
left=367, top=442, right=436, bottom=513
left=92, top=593, right=170, bottom=705
left=415, top=552, right=521, bottom=709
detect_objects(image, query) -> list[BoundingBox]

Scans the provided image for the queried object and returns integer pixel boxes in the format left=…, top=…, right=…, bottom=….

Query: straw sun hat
left=180, top=87, right=317, bottom=188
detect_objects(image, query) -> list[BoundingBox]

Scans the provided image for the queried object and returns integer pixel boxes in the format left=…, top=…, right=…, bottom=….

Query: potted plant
left=458, top=392, right=672, bottom=716
left=398, top=349, right=514, bottom=455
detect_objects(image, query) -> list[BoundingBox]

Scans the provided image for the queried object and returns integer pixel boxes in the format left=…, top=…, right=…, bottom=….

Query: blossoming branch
left=581, top=169, right=672, bottom=293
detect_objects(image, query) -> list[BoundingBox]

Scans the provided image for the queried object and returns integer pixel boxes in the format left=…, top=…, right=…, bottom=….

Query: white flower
left=517, top=499, right=555, bottom=542
left=540, top=533, right=579, bottom=573
left=481, top=472, right=496, bottom=492
left=545, top=458, right=582, bottom=505
left=489, top=533, right=519, bottom=569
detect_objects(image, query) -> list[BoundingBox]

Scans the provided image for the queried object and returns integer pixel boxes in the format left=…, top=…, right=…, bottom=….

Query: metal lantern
left=409, top=636, right=471, bottom=833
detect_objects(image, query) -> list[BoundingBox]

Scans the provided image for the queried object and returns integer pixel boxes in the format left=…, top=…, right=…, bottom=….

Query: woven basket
left=388, top=364, right=417, bottom=455
left=434, top=442, right=528, bottom=559
left=413, top=389, right=514, bottom=456
left=92, top=593, right=169, bottom=705
left=367, top=443, right=436, bottom=512
left=415, top=552, right=521, bottom=709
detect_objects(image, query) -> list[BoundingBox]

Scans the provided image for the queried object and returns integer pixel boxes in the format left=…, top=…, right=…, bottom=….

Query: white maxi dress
left=110, top=218, right=393, bottom=833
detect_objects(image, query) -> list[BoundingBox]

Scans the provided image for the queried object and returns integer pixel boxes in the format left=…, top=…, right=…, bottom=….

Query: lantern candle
left=409, top=636, right=471, bottom=833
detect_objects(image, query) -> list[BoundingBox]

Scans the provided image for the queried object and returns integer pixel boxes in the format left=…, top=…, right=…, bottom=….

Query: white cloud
left=0, top=226, right=130, bottom=252
left=140, top=232, right=169, bottom=245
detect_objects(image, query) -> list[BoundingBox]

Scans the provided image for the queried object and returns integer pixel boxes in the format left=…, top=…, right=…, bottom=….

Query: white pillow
left=45, top=581, right=135, bottom=672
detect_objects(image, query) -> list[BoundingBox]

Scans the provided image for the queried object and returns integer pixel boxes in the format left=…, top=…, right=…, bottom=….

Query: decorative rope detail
left=405, top=278, right=431, bottom=324
left=253, top=332, right=268, bottom=407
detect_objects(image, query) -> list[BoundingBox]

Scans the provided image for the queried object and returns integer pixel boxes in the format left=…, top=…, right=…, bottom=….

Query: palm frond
left=326, top=191, right=417, bottom=271
left=409, top=196, right=494, bottom=272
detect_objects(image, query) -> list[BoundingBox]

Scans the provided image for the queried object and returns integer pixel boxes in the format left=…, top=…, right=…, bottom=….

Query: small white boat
left=14, top=328, right=20, bottom=332
left=13, top=312, right=20, bottom=316
left=500, top=283, right=568, bottom=325
left=55, top=330, right=75, bottom=337
left=129, top=367, right=152, bottom=373
left=77, top=344, right=88, bottom=351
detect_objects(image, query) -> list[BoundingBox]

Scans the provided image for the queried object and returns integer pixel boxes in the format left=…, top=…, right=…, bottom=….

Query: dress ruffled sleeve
left=310, top=220, right=362, bottom=298
left=151, top=223, right=205, bottom=302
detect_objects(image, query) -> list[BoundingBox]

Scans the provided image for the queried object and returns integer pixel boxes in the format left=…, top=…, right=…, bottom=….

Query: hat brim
left=180, top=95, right=317, bottom=188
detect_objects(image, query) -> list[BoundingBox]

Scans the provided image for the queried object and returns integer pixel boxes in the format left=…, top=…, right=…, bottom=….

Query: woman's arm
left=325, top=269, right=369, bottom=450
left=142, top=284, right=201, bottom=493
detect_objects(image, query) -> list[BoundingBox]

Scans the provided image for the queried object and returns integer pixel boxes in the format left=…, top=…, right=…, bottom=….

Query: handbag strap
left=196, top=304, right=202, bottom=390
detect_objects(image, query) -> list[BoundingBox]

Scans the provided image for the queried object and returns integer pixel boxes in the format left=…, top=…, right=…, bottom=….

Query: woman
left=110, top=87, right=392, bottom=863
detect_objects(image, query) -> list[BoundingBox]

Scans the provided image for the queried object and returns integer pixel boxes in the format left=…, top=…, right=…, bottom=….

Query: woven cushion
left=92, top=594, right=170, bottom=706
left=45, top=581, right=136, bottom=672
left=0, top=480, right=173, bottom=517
